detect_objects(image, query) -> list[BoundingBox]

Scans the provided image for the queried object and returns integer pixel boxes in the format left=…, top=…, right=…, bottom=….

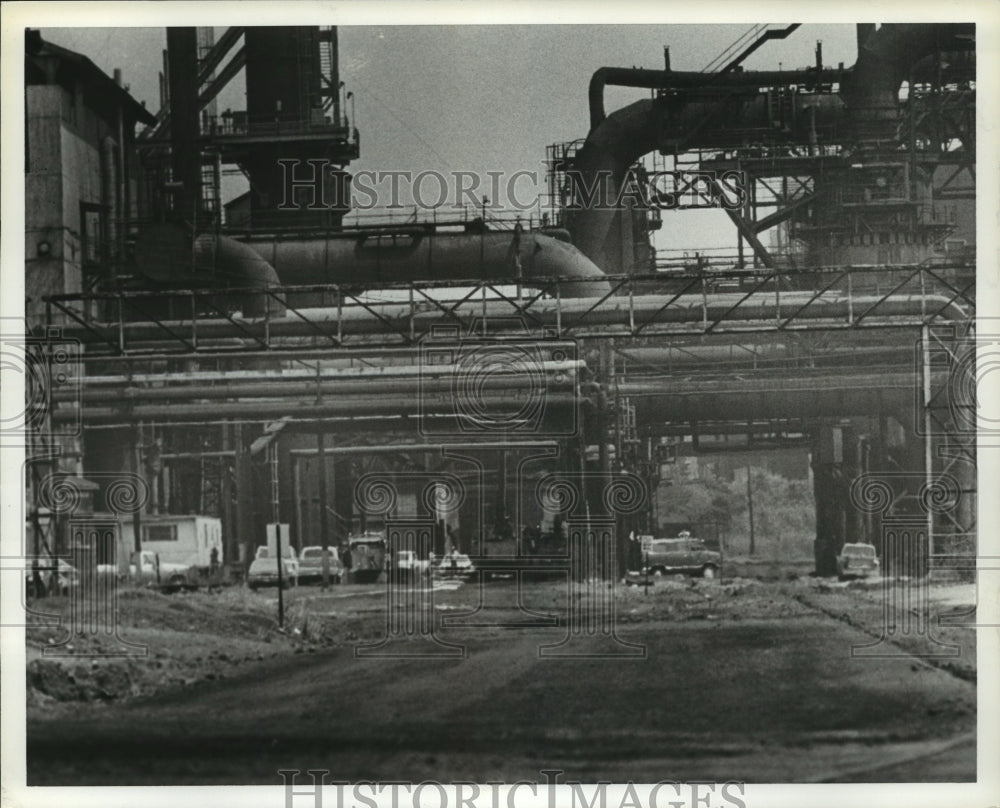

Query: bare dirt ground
left=24, top=569, right=978, bottom=785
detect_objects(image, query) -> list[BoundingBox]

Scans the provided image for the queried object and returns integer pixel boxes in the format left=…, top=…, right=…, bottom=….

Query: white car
left=836, top=543, right=880, bottom=580
left=254, top=546, right=299, bottom=577
left=298, top=546, right=344, bottom=583
left=433, top=551, right=475, bottom=579
left=247, top=556, right=299, bottom=590
left=393, top=549, right=431, bottom=577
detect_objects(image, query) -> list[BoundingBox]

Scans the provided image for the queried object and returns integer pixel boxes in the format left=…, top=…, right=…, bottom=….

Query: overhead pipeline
left=573, top=23, right=975, bottom=273
left=54, top=369, right=941, bottom=425
left=240, top=228, right=610, bottom=297
left=134, top=223, right=284, bottom=315
left=135, top=224, right=609, bottom=299
left=60, top=291, right=968, bottom=347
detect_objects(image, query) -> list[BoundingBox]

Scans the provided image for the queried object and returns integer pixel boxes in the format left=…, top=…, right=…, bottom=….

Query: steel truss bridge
left=32, top=261, right=977, bottom=575
left=47, top=263, right=972, bottom=352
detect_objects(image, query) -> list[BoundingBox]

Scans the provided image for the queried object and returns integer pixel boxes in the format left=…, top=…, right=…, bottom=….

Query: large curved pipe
left=136, top=225, right=608, bottom=299
left=588, top=67, right=843, bottom=129
left=568, top=99, right=661, bottom=271
left=193, top=233, right=282, bottom=288
left=570, top=93, right=846, bottom=271
left=573, top=23, right=975, bottom=272
left=843, top=23, right=975, bottom=133
left=242, top=229, right=609, bottom=297
left=134, top=223, right=284, bottom=315
left=588, top=24, right=815, bottom=127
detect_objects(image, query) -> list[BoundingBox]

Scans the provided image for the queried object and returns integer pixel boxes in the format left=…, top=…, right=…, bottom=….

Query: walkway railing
left=43, top=263, right=974, bottom=358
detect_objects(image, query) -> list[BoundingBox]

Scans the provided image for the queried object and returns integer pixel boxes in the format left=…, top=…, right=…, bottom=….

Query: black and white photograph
left=1, top=2, right=997, bottom=807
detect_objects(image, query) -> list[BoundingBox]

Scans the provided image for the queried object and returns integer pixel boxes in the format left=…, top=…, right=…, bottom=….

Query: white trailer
left=116, top=515, right=223, bottom=588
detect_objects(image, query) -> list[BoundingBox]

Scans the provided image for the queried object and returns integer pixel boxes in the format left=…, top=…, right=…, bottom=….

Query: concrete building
left=25, top=29, right=155, bottom=325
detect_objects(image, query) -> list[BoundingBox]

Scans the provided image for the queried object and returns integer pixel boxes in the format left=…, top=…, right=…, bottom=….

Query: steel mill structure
left=24, top=23, right=976, bottom=580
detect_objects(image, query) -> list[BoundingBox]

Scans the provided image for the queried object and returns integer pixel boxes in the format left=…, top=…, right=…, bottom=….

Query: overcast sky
left=41, top=24, right=859, bottom=252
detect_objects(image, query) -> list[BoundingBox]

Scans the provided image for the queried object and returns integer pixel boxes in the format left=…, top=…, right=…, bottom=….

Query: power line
left=702, top=24, right=769, bottom=73
left=347, top=77, right=453, bottom=168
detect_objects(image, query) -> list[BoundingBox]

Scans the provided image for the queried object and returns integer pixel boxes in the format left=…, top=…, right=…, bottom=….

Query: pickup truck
left=98, top=550, right=205, bottom=591
left=393, top=550, right=431, bottom=578
left=643, top=536, right=722, bottom=579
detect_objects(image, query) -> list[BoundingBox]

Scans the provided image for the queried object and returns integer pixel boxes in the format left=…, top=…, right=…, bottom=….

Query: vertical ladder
left=269, top=442, right=280, bottom=522
left=318, top=26, right=335, bottom=115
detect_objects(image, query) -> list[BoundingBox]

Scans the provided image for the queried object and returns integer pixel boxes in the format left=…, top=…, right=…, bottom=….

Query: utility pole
left=746, top=462, right=756, bottom=556
left=275, top=522, right=285, bottom=628
left=317, top=430, right=330, bottom=588
left=598, top=340, right=616, bottom=574
left=131, top=424, right=144, bottom=581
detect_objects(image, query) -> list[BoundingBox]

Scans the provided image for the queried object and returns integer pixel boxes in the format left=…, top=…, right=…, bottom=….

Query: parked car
left=836, top=543, right=880, bottom=580
left=298, top=545, right=344, bottom=584
left=642, top=534, right=722, bottom=579
left=393, top=549, right=431, bottom=578
left=247, top=556, right=299, bottom=590
left=254, top=545, right=300, bottom=578
left=25, top=559, right=78, bottom=597
left=433, top=550, right=475, bottom=580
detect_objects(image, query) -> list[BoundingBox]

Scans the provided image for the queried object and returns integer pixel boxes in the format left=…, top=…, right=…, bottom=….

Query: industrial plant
left=16, top=20, right=983, bottom=787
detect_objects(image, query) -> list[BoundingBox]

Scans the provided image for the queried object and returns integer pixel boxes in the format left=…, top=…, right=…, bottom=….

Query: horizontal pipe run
left=55, top=415, right=476, bottom=432
left=288, top=441, right=559, bottom=455
left=77, top=360, right=584, bottom=387
left=160, top=440, right=561, bottom=460
left=588, top=66, right=845, bottom=127
left=47, top=265, right=971, bottom=301
left=73, top=347, right=914, bottom=397
left=62, top=376, right=578, bottom=403
left=51, top=393, right=580, bottom=424
left=618, top=370, right=933, bottom=397
left=74, top=345, right=434, bottom=365
left=616, top=344, right=913, bottom=368
left=56, top=292, right=968, bottom=348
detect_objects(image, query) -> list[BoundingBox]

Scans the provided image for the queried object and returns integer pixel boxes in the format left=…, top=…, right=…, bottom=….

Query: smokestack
left=166, top=27, right=201, bottom=224
left=856, top=24, right=877, bottom=51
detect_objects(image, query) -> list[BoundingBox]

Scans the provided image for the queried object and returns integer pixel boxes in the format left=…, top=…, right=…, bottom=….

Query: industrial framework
left=24, top=23, right=976, bottom=581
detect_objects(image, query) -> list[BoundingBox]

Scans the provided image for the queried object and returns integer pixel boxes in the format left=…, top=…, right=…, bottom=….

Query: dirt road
left=25, top=575, right=977, bottom=784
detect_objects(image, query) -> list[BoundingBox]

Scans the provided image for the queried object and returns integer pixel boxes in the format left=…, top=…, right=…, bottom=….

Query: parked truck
left=347, top=532, right=386, bottom=583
